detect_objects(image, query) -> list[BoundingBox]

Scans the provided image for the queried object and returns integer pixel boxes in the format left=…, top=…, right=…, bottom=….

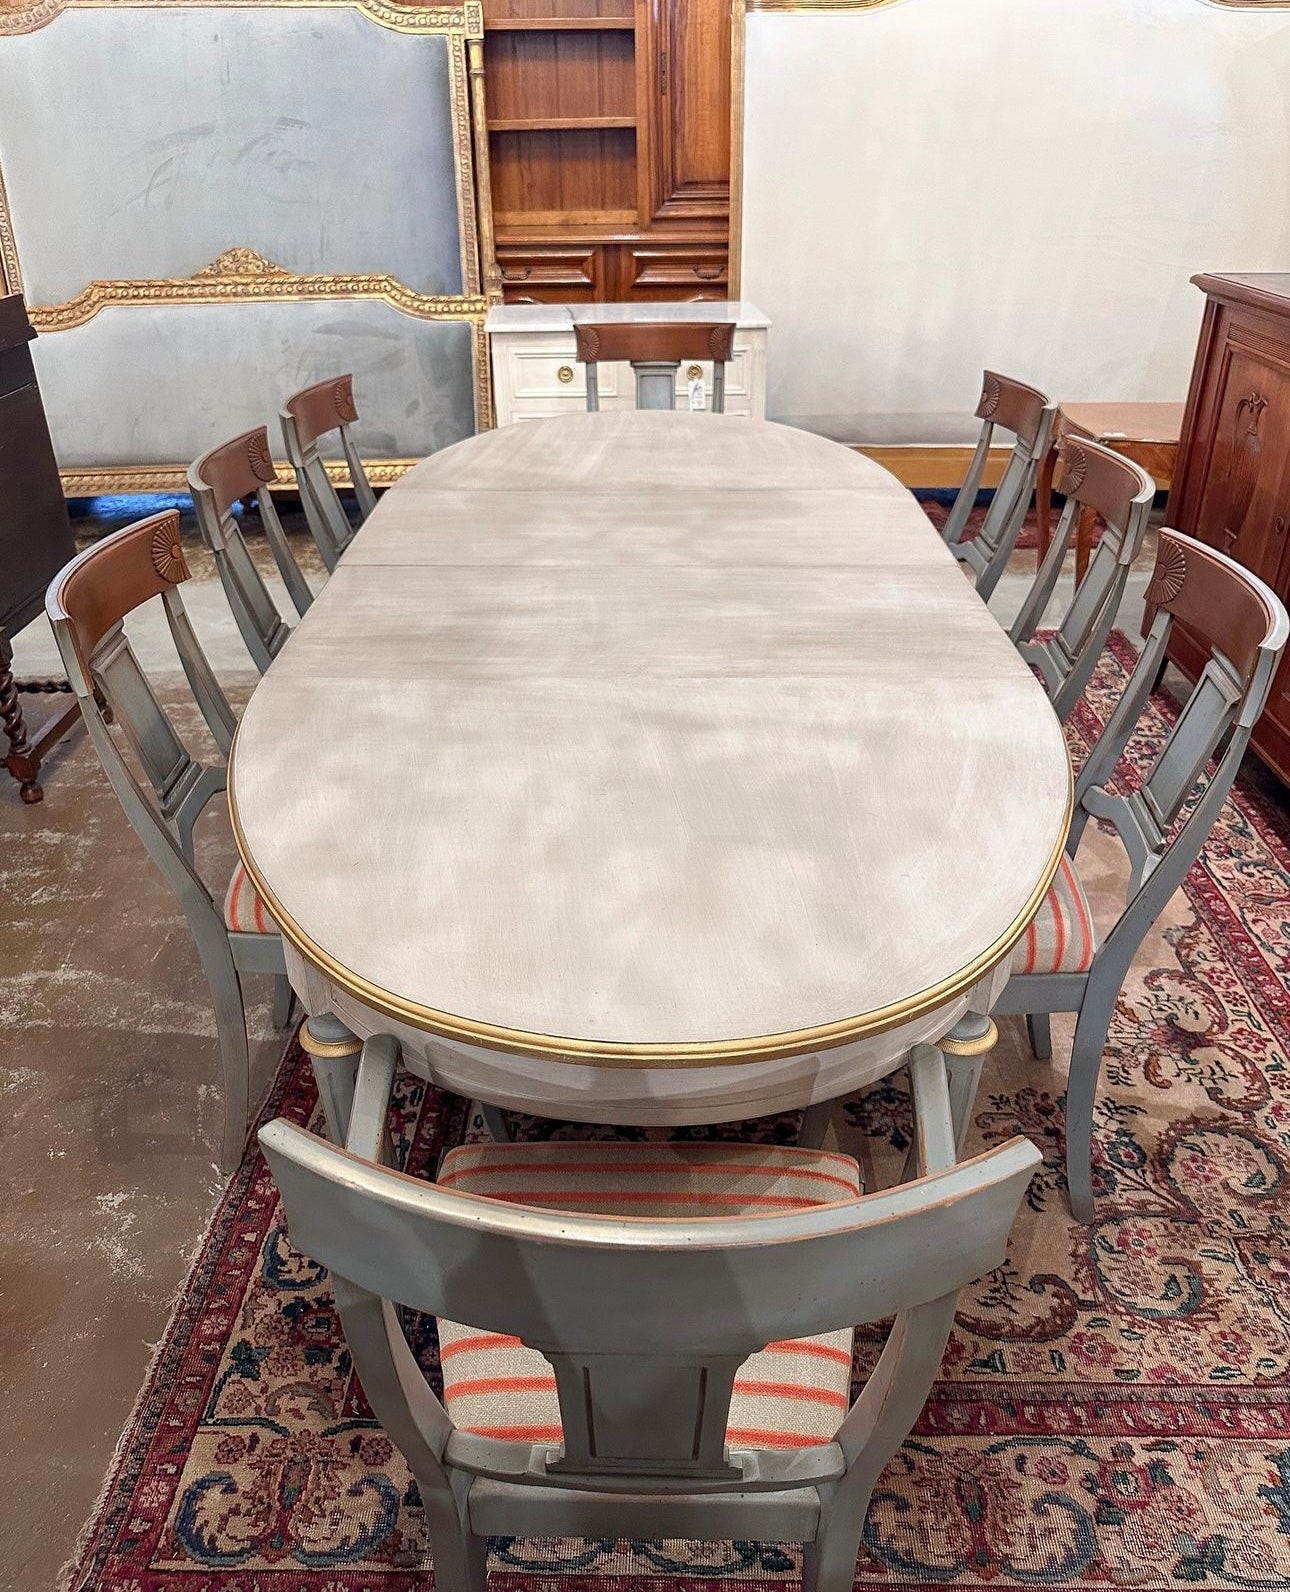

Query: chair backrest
left=1070, top=527, right=1288, bottom=977
left=280, top=373, right=374, bottom=568
left=1009, top=437, right=1156, bottom=720
left=261, top=1043, right=1039, bottom=1497
left=573, top=322, right=737, bottom=414
left=45, top=510, right=237, bottom=917
left=188, top=427, right=312, bottom=675
left=941, top=370, right=1056, bottom=601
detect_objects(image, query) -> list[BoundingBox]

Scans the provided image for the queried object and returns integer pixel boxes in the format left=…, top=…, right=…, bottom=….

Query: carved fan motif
left=333, top=376, right=358, bottom=424
left=1144, top=539, right=1188, bottom=608
left=246, top=429, right=277, bottom=485
left=1057, top=442, right=1088, bottom=495
left=579, top=327, right=602, bottom=361
left=150, top=517, right=189, bottom=584
left=978, top=373, right=1002, bottom=418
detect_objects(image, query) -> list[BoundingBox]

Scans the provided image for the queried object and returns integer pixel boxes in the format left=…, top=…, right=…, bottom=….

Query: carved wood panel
left=1168, top=278, right=1290, bottom=785
left=1193, top=341, right=1290, bottom=586
left=642, top=0, right=731, bottom=223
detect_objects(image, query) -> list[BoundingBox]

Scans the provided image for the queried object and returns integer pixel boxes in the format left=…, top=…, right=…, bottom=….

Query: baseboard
left=853, top=444, right=1006, bottom=490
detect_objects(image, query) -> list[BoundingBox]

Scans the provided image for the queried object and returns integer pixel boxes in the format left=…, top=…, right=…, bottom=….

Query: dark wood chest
left=0, top=293, right=74, bottom=639
left=1167, top=273, right=1290, bottom=783
left=0, top=293, right=78, bottom=801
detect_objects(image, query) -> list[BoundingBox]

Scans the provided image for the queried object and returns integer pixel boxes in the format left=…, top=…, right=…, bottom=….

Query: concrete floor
left=0, top=502, right=1155, bottom=1589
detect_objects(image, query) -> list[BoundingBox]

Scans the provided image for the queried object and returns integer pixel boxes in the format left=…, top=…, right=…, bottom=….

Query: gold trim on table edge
left=58, top=458, right=419, bottom=496
left=0, top=0, right=484, bottom=38
left=228, top=732, right=1075, bottom=1070
left=27, top=249, right=487, bottom=334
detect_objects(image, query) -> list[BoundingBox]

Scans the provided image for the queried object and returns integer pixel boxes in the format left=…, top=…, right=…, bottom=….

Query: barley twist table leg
left=0, top=636, right=43, bottom=804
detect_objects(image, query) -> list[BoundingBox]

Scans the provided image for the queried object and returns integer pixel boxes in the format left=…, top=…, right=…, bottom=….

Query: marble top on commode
left=485, top=300, right=770, bottom=333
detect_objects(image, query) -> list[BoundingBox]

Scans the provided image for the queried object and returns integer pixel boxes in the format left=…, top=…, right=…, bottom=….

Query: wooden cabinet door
left=1191, top=334, right=1290, bottom=585
left=1188, top=328, right=1290, bottom=778
left=639, top=0, right=731, bottom=225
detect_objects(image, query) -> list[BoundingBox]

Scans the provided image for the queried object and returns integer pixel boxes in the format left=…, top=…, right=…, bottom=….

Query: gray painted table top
left=230, top=412, right=1071, bottom=1065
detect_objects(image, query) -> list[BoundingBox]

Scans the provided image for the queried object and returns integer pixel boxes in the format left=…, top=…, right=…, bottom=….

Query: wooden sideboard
left=487, top=300, right=768, bottom=424
left=1167, top=273, right=1290, bottom=784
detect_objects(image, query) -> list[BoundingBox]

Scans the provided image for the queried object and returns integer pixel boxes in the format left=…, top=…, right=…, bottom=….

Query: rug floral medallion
left=65, top=639, right=1290, bottom=1591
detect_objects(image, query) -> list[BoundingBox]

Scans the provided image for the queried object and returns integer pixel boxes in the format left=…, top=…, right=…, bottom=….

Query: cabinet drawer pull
left=693, top=265, right=724, bottom=280
left=687, top=364, right=703, bottom=381
left=558, top=365, right=574, bottom=384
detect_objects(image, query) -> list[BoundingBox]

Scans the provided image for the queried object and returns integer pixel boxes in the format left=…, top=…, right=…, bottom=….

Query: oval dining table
left=230, top=411, right=1072, bottom=1135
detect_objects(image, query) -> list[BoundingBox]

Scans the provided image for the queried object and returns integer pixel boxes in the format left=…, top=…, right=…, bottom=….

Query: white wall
left=741, top=0, right=1290, bottom=445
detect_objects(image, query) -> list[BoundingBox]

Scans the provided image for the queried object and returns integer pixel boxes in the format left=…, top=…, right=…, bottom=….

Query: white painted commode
left=486, top=301, right=769, bottom=426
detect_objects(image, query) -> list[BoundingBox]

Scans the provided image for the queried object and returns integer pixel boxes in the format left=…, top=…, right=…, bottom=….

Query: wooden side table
left=1035, top=402, right=1184, bottom=580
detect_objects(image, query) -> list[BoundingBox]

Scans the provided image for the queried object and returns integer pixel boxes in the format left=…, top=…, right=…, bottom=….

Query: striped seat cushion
left=1011, top=852, right=1096, bottom=976
left=435, top=1141, right=860, bottom=1451
left=223, top=862, right=274, bottom=935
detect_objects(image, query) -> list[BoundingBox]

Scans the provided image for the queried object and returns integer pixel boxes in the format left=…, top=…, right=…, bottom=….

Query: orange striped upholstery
left=435, top=1141, right=859, bottom=1450
left=223, top=862, right=274, bottom=935
left=1011, top=853, right=1096, bottom=976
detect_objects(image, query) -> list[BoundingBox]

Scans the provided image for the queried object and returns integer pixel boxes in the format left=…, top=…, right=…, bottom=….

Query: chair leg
left=798, top=1098, right=834, bottom=1149
left=1063, top=1001, right=1112, bottom=1225
left=481, top=1103, right=513, bottom=1143
left=1026, top=1012, right=1052, bottom=1060
left=422, top=1500, right=488, bottom=1592
left=205, top=954, right=252, bottom=1173
left=801, top=1498, right=866, bottom=1592
left=272, top=973, right=295, bottom=1030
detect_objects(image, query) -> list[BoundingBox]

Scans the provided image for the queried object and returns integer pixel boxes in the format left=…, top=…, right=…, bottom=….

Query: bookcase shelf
left=484, top=17, right=636, bottom=29
left=481, top=0, right=730, bottom=303
left=489, top=116, right=636, bottom=132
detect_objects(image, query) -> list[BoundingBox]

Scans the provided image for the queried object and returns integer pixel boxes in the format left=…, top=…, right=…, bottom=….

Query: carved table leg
left=939, top=1011, right=999, bottom=1155
left=0, top=636, right=43, bottom=804
left=299, top=1013, right=363, bottom=1143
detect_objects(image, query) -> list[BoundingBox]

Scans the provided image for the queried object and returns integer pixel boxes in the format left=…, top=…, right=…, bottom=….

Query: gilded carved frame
left=0, top=0, right=502, bottom=493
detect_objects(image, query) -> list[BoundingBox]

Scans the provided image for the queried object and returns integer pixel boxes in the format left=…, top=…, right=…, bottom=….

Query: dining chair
left=188, top=426, right=313, bottom=675
left=261, top=1032, right=1040, bottom=1592
left=1007, top=436, right=1155, bottom=721
left=280, top=373, right=375, bottom=569
left=573, top=321, right=736, bottom=413
left=994, top=528, right=1289, bottom=1222
left=941, top=371, right=1057, bottom=601
left=45, top=510, right=293, bottom=1171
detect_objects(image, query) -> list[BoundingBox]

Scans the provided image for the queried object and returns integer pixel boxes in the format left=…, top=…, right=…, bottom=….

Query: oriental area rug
left=64, top=637, right=1290, bottom=1591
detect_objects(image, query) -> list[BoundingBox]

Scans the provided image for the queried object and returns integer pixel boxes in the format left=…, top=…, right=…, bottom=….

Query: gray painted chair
left=995, top=529, right=1289, bottom=1222
left=261, top=1032, right=1039, bottom=1592
left=574, top=321, right=736, bottom=413
left=45, top=510, right=293, bottom=1171
left=1007, top=437, right=1155, bottom=721
left=280, top=373, right=375, bottom=569
left=188, top=426, right=313, bottom=675
left=942, top=371, right=1057, bottom=601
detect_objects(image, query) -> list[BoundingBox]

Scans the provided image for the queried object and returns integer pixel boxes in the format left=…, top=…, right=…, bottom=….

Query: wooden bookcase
left=482, top=0, right=732, bottom=303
